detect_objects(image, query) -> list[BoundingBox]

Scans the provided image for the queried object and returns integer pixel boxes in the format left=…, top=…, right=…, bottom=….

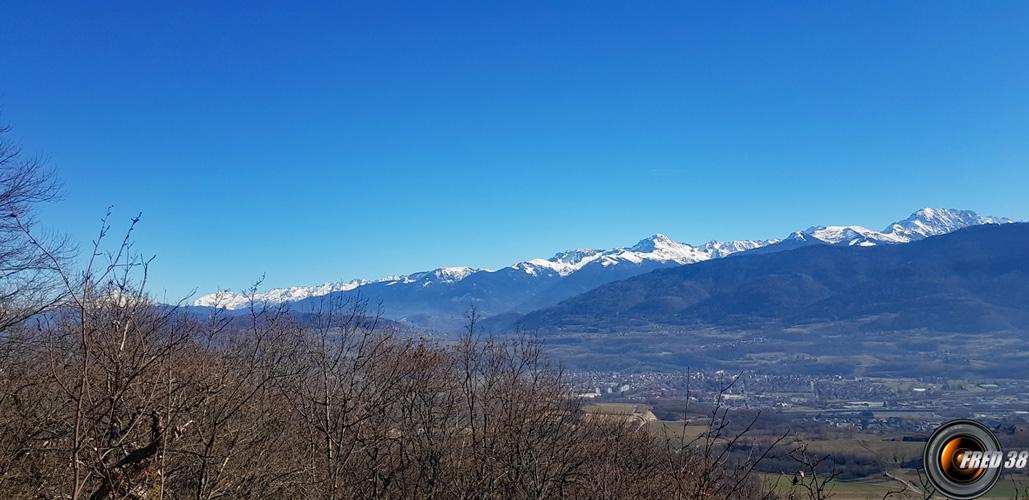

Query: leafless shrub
left=782, top=443, right=838, bottom=500
left=0, top=151, right=796, bottom=499
left=0, top=122, right=68, bottom=332
left=1, top=251, right=796, bottom=499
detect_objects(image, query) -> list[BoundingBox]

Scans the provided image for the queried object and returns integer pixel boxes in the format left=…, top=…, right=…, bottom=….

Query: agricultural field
left=593, top=402, right=1029, bottom=499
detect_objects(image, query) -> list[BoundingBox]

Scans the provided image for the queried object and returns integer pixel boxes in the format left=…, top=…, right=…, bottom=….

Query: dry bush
left=0, top=268, right=784, bottom=499
left=0, top=265, right=786, bottom=499
left=0, top=138, right=786, bottom=497
left=0, top=123, right=68, bottom=332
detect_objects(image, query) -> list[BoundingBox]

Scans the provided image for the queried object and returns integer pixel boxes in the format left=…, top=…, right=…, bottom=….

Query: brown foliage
left=0, top=261, right=784, bottom=499
left=0, top=155, right=786, bottom=498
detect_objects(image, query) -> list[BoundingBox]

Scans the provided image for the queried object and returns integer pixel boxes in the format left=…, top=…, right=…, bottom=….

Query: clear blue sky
left=2, top=1, right=1028, bottom=300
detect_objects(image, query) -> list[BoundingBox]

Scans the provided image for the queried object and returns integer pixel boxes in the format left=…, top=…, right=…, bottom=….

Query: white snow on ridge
left=391, top=266, right=484, bottom=286
left=196, top=266, right=489, bottom=308
left=883, top=208, right=1012, bottom=240
left=701, top=239, right=776, bottom=258
left=510, top=233, right=773, bottom=276
left=802, top=225, right=907, bottom=245
left=195, top=279, right=370, bottom=309
left=193, top=208, right=1014, bottom=310
left=801, top=208, right=1013, bottom=246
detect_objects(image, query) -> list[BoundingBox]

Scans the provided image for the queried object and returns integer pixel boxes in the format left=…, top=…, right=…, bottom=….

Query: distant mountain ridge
left=791, top=208, right=1010, bottom=247
left=513, top=222, right=1029, bottom=335
left=193, top=208, right=1013, bottom=329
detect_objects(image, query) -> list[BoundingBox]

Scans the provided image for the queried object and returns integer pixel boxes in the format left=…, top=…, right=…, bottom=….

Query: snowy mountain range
left=792, top=208, right=1010, bottom=246
left=194, top=208, right=1013, bottom=329
left=514, top=221, right=1029, bottom=341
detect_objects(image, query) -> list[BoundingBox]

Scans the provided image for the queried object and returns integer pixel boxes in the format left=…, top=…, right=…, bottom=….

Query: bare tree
left=2, top=213, right=804, bottom=499
left=783, top=443, right=839, bottom=500
left=0, top=119, right=827, bottom=499
left=649, top=371, right=786, bottom=500
left=0, top=122, right=67, bottom=332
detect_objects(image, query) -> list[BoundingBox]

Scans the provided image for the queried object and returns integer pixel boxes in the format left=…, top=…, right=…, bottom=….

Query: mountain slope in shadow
left=515, top=223, right=1029, bottom=334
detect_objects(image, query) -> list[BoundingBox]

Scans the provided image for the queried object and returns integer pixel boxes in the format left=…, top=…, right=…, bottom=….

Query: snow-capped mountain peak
left=509, top=233, right=778, bottom=277
left=550, top=248, right=604, bottom=265
left=194, top=279, right=369, bottom=310
left=883, top=208, right=1012, bottom=240
left=513, top=234, right=721, bottom=277
left=432, top=266, right=481, bottom=282
left=802, top=225, right=906, bottom=246
left=194, top=267, right=484, bottom=308
left=396, top=266, right=483, bottom=285
left=619, top=234, right=709, bottom=264
left=701, top=239, right=779, bottom=258
left=798, top=208, right=1012, bottom=247
left=628, top=233, right=677, bottom=252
